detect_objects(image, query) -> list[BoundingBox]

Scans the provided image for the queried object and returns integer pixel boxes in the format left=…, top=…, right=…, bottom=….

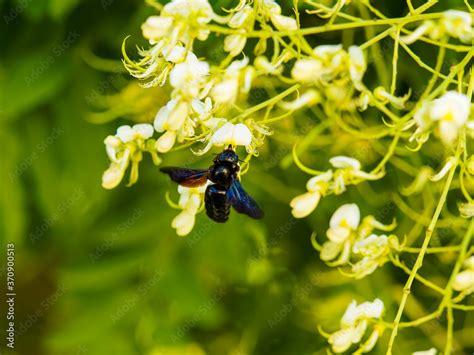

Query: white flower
left=413, top=91, right=471, bottom=145
left=292, top=44, right=368, bottom=99
left=171, top=184, right=208, bottom=236
left=351, top=234, right=399, bottom=278
left=163, top=0, right=214, bottom=21
left=224, top=34, right=247, bottom=57
left=163, top=44, right=187, bottom=63
left=320, top=203, right=360, bottom=265
left=172, top=210, right=197, bottom=236
left=353, top=234, right=397, bottom=258
left=153, top=99, right=189, bottom=132
left=261, top=0, right=297, bottom=30
left=453, top=256, right=474, bottom=294
left=402, top=10, right=473, bottom=45
left=127, top=0, right=216, bottom=86
left=228, top=5, right=254, bottom=29
left=142, top=16, right=174, bottom=43
left=330, top=156, right=361, bottom=170
left=291, top=58, right=323, bottom=84
left=430, top=91, right=470, bottom=144
left=102, top=148, right=130, bottom=190
left=314, top=44, right=344, bottom=60
left=155, top=131, right=177, bottom=153
left=153, top=99, right=191, bottom=152
left=329, top=322, right=367, bottom=353
left=290, top=171, right=333, bottom=218
left=178, top=184, right=207, bottom=212
left=341, top=299, right=384, bottom=326
left=441, top=10, right=473, bottom=43
left=413, top=348, right=437, bottom=355
left=143, top=0, right=215, bottom=45
left=292, top=44, right=346, bottom=84
left=116, top=124, right=154, bottom=143
left=224, top=5, right=254, bottom=56
left=348, top=46, right=366, bottom=88
left=328, top=298, right=384, bottom=353
left=154, top=99, right=190, bottom=132
left=270, top=13, right=297, bottom=30
left=330, top=156, right=384, bottom=194
left=314, top=45, right=346, bottom=80
left=453, top=269, right=474, bottom=293
left=195, top=119, right=269, bottom=156
left=102, top=124, right=158, bottom=189
left=327, top=203, right=360, bottom=242
left=169, top=52, right=210, bottom=97
left=279, top=90, right=321, bottom=110
left=210, top=122, right=252, bottom=148
left=290, top=193, right=321, bottom=219
left=211, top=58, right=254, bottom=105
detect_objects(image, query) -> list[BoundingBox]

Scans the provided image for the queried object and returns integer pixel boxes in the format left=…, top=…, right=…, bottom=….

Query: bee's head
left=214, top=146, right=239, bottom=165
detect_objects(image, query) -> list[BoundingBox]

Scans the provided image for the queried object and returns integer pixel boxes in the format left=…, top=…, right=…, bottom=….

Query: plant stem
left=385, top=139, right=462, bottom=355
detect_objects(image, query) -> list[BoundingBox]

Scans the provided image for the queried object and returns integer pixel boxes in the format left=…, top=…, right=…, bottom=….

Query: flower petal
left=330, top=203, right=361, bottom=229
left=290, top=192, right=320, bottom=218
left=330, top=156, right=362, bottom=170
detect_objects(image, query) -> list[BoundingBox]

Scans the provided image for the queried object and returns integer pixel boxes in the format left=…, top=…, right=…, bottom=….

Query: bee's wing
left=160, top=167, right=209, bottom=187
left=227, top=179, right=264, bottom=219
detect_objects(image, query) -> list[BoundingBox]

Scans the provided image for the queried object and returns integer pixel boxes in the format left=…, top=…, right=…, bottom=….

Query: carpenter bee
left=160, top=146, right=263, bottom=223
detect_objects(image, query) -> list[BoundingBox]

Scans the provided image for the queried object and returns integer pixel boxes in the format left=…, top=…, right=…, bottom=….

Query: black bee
left=160, top=146, right=263, bottom=223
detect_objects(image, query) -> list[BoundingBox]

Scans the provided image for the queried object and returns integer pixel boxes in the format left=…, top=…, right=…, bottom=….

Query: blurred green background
left=1, top=0, right=473, bottom=354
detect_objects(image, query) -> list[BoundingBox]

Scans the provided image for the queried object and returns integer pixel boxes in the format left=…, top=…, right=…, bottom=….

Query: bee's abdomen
left=205, top=184, right=230, bottom=223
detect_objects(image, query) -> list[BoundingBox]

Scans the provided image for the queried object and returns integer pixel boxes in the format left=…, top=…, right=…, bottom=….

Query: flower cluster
left=107, top=0, right=279, bottom=193
left=410, top=91, right=472, bottom=146
left=223, top=0, right=297, bottom=57
left=402, top=10, right=473, bottom=44
left=102, top=124, right=159, bottom=189
left=327, top=298, right=384, bottom=353
left=123, top=0, right=221, bottom=87
left=317, top=203, right=399, bottom=278
left=290, top=157, right=384, bottom=218
left=291, top=45, right=367, bottom=110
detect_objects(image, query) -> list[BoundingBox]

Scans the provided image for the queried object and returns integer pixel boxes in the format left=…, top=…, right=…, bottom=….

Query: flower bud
left=290, top=191, right=321, bottom=218
left=228, top=6, right=254, bottom=28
